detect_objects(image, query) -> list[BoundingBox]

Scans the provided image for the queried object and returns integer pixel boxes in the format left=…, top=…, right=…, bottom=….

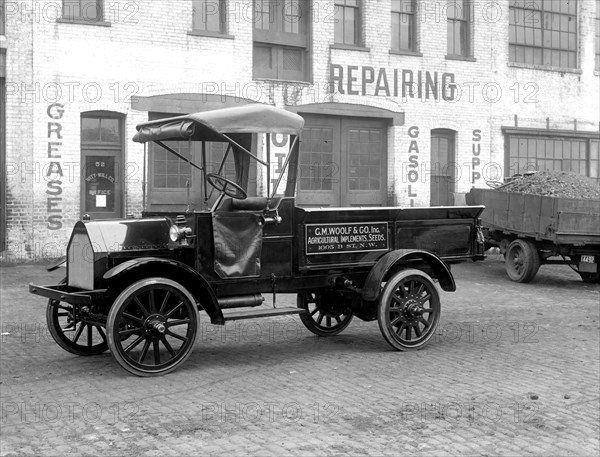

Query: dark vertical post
left=266, top=133, right=271, bottom=197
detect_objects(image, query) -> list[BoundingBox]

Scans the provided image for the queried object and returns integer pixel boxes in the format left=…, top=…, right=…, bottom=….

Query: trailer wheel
left=107, top=277, right=198, bottom=377
left=46, top=278, right=109, bottom=356
left=579, top=272, right=600, bottom=283
left=377, top=269, right=440, bottom=351
left=297, top=292, right=353, bottom=336
left=505, top=239, right=540, bottom=283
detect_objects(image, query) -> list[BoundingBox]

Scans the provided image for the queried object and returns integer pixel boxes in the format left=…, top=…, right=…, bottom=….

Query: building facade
left=1, top=0, right=599, bottom=261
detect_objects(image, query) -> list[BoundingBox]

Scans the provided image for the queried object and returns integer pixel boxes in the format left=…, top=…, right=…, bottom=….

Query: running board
left=223, top=307, right=305, bottom=322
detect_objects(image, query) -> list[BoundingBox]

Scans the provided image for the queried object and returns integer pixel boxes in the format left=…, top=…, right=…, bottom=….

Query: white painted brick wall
left=2, top=0, right=598, bottom=260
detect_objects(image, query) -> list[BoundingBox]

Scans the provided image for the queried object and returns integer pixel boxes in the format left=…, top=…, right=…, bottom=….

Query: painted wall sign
left=305, top=222, right=389, bottom=255
left=84, top=156, right=116, bottom=212
left=472, top=129, right=482, bottom=183
left=46, top=103, right=64, bottom=230
left=330, top=65, right=456, bottom=101
left=407, top=126, right=420, bottom=207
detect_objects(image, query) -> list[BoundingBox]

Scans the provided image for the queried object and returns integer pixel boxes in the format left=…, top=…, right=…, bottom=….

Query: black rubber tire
left=377, top=269, right=441, bottom=351
left=107, top=277, right=198, bottom=377
left=579, top=272, right=600, bottom=283
left=297, top=292, right=353, bottom=336
left=505, top=239, right=540, bottom=283
left=46, top=278, right=108, bottom=356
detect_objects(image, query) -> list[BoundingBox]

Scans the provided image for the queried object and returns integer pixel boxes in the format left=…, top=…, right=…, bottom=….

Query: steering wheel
left=206, top=173, right=247, bottom=200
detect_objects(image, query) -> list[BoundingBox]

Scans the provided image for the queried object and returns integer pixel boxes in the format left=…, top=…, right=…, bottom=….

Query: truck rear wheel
left=377, top=269, right=440, bottom=351
left=505, top=239, right=540, bottom=283
left=107, top=277, right=198, bottom=377
left=297, top=292, right=353, bottom=336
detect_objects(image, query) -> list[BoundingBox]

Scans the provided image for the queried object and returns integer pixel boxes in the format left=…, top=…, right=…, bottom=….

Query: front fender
left=361, top=249, right=455, bottom=302
left=104, top=257, right=224, bottom=325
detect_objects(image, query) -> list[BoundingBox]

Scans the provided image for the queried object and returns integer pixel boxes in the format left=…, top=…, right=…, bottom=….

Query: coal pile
left=498, top=171, right=600, bottom=199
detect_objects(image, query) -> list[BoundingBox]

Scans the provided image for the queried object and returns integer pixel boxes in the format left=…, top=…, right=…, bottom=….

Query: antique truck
left=30, top=104, right=486, bottom=376
left=467, top=183, right=600, bottom=283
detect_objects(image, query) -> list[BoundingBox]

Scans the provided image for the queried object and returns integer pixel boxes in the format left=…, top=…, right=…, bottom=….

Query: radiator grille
left=68, top=232, right=95, bottom=290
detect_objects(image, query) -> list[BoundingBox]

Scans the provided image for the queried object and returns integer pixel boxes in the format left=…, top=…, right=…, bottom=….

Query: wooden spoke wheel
left=505, top=239, right=540, bottom=283
left=377, top=269, right=440, bottom=351
left=46, top=279, right=108, bottom=356
left=107, top=278, right=198, bottom=377
left=298, top=292, right=353, bottom=336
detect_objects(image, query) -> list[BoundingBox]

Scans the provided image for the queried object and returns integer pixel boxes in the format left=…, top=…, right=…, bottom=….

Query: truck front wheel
left=505, top=239, right=540, bottom=283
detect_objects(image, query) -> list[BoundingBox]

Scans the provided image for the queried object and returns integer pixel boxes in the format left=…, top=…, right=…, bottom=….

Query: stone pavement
left=0, top=258, right=598, bottom=456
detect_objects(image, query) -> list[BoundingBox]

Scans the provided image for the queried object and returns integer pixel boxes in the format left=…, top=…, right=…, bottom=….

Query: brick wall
left=1, top=0, right=598, bottom=261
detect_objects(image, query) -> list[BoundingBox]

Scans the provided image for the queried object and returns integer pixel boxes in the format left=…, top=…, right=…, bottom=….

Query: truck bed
left=467, top=188, right=600, bottom=245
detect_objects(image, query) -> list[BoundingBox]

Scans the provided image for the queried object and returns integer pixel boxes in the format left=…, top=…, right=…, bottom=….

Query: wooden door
left=297, top=116, right=387, bottom=207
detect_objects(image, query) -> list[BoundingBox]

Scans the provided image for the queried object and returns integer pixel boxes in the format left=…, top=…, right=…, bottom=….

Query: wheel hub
left=145, top=315, right=167, bottom=335
left=405, top=300, right=424, bottom=318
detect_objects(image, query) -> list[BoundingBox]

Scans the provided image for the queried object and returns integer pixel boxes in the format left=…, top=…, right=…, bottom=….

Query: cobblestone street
left=1, top=258, right=599, bottom=456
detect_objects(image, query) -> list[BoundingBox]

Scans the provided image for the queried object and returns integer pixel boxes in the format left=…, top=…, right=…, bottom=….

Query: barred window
left=334, top=0, right=361, bottom=46
left=447, top=0, right=471, bottom=57
left=63, top=0, right=103, bottom=22
left=192, top=0, right=226, bottom=34
left=391, top=0, right=417, bottom=52
left=509, top=0, right=578, bottom=68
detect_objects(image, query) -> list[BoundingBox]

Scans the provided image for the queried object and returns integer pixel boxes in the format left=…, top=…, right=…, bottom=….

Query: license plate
left=581, top=255, right=595, bottom=263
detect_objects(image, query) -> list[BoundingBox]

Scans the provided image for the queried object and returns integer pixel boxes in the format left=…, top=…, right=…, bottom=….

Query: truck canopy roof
left=133, top=104, right=304, bottom=143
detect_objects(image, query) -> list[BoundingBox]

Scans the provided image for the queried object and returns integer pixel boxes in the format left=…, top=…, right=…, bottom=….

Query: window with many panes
left=509, top=0, right=577, bottom=68
left=447, top=0, right=471, bottom=57
left=505, top=131, right=600, bottom=184
left=192, top=0, right=226, bottom=34
left=253, top=1, right=310, bottom=82
left=63, top=0, right=103, bottom=22
left=334, top=0, right=361, bottom=46
left=347, top=128, right=383, bottom=191
left=391, top=0, right=417, bottom=52
left=596, top=0, right=600, bottom=71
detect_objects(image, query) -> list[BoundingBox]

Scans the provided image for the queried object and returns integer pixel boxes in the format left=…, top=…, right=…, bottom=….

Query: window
left=253, top=1, right=310, bottom=81
left=63, top=0, right=103, bottom=22
left=391, top=0, right=417, bottom=52
left=334, top=0, right=361, bottom=46
left=504, top=130, right=600, bottom=184
left=1, top=0, right=5, bottom=35
left=596, top=0, right=600, bottom=71
left=192, top=0, right=226, bottom=34
left=509, top=0, right=577, bottom=68
left=447, top=0, right=471, bottom=57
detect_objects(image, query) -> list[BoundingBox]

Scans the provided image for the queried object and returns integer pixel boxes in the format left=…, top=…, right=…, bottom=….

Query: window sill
left=253, top=77, right=312, bottom=85
left=330, top=44, right=370, bottom=52
left=507, top=62, right=582, bottom=74
left=56, top=18, right=111, bottom=27
left=445, top=54, right=476, bottom=62
left=389, top=49, right=423, bottom=57
left=187, top=30, right=234, bottom=39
